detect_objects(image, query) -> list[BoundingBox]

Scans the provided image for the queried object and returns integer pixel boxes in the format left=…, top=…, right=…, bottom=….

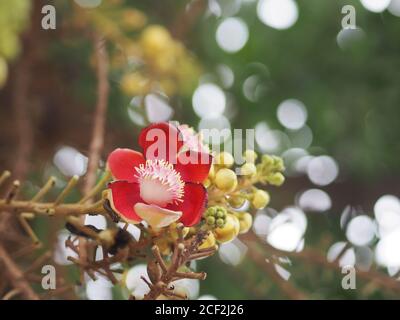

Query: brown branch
left=82, top=34, right=109, bottom=196
left=0, top=243, right=39, bottom=300
left=244, top=232, right=400, bottom=296
left=246, top=241, right=307, bottom=300
left=0, top=199, right=106, bottom=216
left=171, top=0, right=207, bottom=40
left=79, top=33, right=110, bottom=274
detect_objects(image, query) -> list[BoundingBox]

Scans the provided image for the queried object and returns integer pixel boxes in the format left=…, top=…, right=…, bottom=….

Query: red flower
left=106, top=122, right=212, bottom=228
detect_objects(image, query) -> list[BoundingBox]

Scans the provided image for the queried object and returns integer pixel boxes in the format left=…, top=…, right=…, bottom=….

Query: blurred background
left=1, top=0, right=400, bottom=299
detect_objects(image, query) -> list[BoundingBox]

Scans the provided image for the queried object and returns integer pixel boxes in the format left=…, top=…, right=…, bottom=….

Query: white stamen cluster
left=135, top=159, right=184, bottom=205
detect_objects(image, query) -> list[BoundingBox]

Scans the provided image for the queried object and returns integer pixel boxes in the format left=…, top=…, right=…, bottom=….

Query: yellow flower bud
left=215, top=168, right=238, bottom=191
left=215, top=152, right=234, bottom=168
left=168, top=223, right=189, bottom=240
left=228, top=195, right=246, bottom=209
left=120, top=73, right=148, bottom=95
left=213, top=214, right=240, bottom=243
left=252, top=189, right=270, bottom=209
left=0, top=57, right=8, bottom=88
left=243, top=150, right=258, bottom=163
left=203, top=178, right=211, bottom=188
left=268, top=172, right=285, bottom=186
left=140, top=25, right=171, bottom=56
left=121, top=9, right=147, bottom=30
left=199, top=232, right=216, bottom=250
left=237, top=212, right=253, bottom=234
left=240, top=163, right=257, bottom=177
left=262, top=155, right=274, bottom=166
left=208, top=165, right=216, bottom=180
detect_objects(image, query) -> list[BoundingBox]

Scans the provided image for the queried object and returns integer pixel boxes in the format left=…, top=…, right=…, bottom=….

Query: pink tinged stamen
left=178, top=125, right=210, bottom=153
left=135, top=159, right=184, bottom=207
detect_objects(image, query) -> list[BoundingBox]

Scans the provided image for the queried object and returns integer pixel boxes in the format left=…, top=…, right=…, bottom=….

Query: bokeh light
left=388, top=0, right=400, bottom=16
left=277, top=99, right=308, bottom=130
left=74, top=0, right=102, bottom=8
left=257, top=0, right=299, bottom=30
left=307, top=155, right=339, bottom=186
left=360, top=0, right=391, bottom=13
left=216, top=17, right=249, bottom=53
left=327, top=242, right=355, bottom=267
left=144, top=93, right=173, bottom=123
left=345, top=215, right=376, bottom=246
left=298, top=189, right=332, bottom=212
left=53, top=146, right=88, bottom=177
left=193, top=83, right=226, bottom=118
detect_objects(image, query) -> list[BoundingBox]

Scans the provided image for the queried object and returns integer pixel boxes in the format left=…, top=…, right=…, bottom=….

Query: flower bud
left=0, top=57, right=8, bottom=88
left=206, top=216, right=216, bottom=226
left=261, top=155, right=274, bottom=166
left=268, top=172, right=285, bottom=186
left=216, top=218, right=225, bottom=227
left=215, top=168, right=237, bottom=191
left=208, top=165, right=216, bottom=180
left=228, top=195, right=246, bottom=209
left=213, top=214, right=240, bottom=243
left=141, top=25, right=171, bottom=55
left=237, top=212, right=253, bottom=234
left=120, top=73, right=148, bottom=95
left=204, top=206, right=227, bottom=228
left=243, top=150, right=258, bottom=163
left=215, top=152, right=234, bottom=168
left=241, top=163, right=257, bottom=177
left=252, top=189, right=270, bottom=209
left=203, top=178, right=211, bottom=188
left=199, top=232, right=216, bottom=250
left=273, top=157, right=285, bottom=172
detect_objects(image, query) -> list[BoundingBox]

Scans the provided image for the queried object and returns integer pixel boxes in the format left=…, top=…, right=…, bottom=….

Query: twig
left=54, top=175, right=79, bottom=205
left=2, top=288, right=21, bottom=300
left=0, top=199, right=106, bottom=216
left=244, top=232, right=400, bottom=295
left=0, top=243, right=39, bottom=300
left=143, top=225, right=213, bottom=300
left=246, top=242, right=307, bottom=300
left=0, top=171, right=11, bottom=187
left=79, top=34, right=110, bottom=276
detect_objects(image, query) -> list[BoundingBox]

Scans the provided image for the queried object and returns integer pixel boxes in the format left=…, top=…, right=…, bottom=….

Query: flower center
left=135, top=159, right=184, bottom=207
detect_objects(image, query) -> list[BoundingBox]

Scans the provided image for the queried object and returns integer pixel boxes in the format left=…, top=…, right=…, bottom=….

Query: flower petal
left=167, top=183, right=207, bottom=226
left=138, top=122, right=183, bottom=163
left=108, top=181, right=142, bottom=223
left=107, top=148, right=145, bottom=182
left=175, top=150, right=213, bottom=183
left=134, top=202, right=182, bottom=228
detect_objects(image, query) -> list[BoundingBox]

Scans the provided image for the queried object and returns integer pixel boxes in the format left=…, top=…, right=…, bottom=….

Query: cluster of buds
left=0, top=0, right=30, bottom=87
left=202, top=149, right=285, bottom=245
left=70, top=1, right=200, bottom=98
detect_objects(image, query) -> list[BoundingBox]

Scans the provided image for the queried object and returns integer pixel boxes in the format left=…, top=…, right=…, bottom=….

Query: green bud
left=206, top=216, right=216, bottom=225
left=216, top=210, right=225, bottom=219
left=216, top=218, right=225, bottom=227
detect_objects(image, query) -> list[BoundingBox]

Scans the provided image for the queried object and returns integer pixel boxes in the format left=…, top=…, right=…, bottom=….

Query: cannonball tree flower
left=106, top=122, right=212, bottom=228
